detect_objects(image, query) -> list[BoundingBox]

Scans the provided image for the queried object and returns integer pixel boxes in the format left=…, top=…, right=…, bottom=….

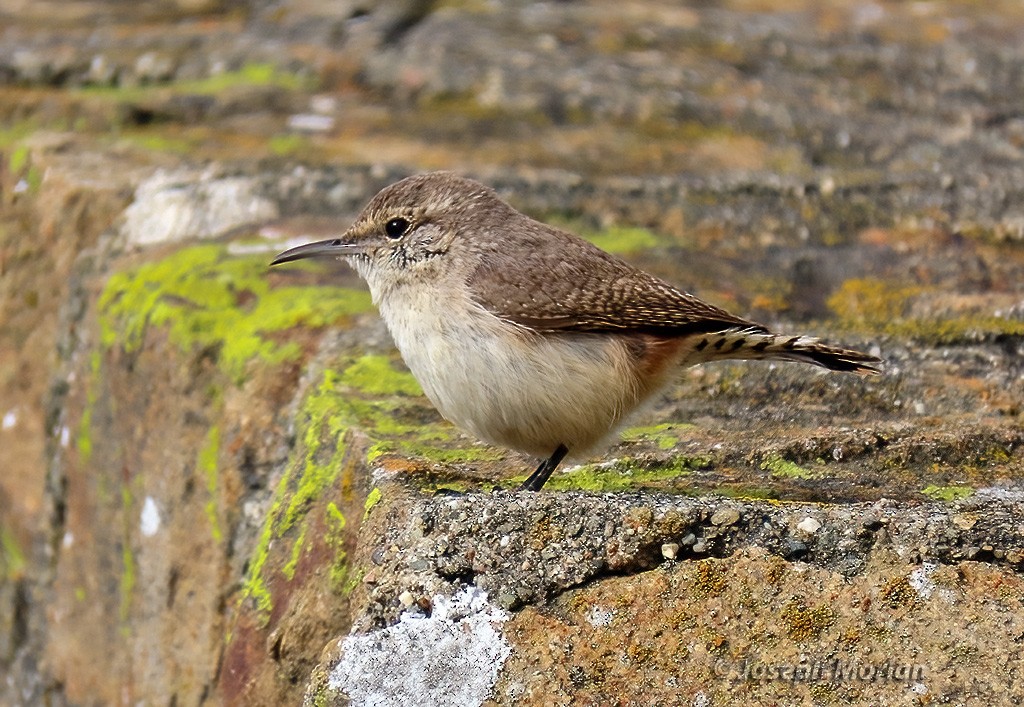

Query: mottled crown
left=360, top=171, right=513, bottom=228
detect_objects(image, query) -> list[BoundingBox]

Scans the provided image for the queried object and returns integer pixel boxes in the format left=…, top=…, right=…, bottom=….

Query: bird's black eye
left=384, top=217, right=410, bottom=240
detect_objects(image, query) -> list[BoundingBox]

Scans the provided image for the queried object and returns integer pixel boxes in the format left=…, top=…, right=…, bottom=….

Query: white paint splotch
left=329, top=587, right=511, bottom=707
left=140, top=496, right=161, bottom=537
left=121, top=169, right=278, bottom=247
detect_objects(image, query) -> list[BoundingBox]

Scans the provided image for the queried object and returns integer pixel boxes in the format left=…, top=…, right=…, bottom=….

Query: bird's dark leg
left=519, top=444, right=569, bottom=491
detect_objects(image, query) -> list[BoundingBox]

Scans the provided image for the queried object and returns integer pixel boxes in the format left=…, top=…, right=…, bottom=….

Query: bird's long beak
left=270, top=237, right=361, bottom=265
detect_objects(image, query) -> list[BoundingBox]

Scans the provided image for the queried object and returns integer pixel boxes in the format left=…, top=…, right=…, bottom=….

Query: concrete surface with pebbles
left=352, top=489, right=1024, bottom=625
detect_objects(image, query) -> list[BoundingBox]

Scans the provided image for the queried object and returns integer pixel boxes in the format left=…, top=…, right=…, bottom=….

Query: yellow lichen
left=780, top=597, right=837, bottom=640
left=690, top=559, right=727, bottom=598
left=879, top=576, right=919, bottom=610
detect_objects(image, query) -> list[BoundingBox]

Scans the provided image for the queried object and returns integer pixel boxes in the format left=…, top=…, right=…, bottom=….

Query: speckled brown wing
left=467, top=219, right=763, bottom=337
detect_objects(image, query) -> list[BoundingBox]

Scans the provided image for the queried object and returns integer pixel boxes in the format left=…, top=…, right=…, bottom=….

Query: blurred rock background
left=1, top=0, right=1023, bottom=704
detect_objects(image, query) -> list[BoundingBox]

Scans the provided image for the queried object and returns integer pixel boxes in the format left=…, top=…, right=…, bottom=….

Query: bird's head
left=271, top=172, right=508, bottom=295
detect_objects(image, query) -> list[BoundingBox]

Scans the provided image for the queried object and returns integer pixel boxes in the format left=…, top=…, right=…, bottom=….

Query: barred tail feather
left=692, top=328, right=881, bottom=374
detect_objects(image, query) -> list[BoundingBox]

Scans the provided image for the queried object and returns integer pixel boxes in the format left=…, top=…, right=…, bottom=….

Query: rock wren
left=272, top=172, right=880, bottom=490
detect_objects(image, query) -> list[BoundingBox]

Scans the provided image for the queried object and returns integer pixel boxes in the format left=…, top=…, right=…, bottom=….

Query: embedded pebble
left=710, top=508, right=741, bottom=526
left=797, top=517, right=821, bottom=535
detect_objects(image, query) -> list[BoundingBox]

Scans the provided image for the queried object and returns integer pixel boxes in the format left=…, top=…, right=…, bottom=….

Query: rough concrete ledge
left=357, top=486, right=1024, bottom=621
left=304, top=478, right=1024, bottom=705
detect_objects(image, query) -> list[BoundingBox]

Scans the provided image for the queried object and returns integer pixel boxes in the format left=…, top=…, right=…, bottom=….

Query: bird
left=272, top=171, right=880, bottom=491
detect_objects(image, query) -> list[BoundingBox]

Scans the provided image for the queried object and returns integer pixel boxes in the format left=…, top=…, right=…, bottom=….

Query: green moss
left=364, top=442, right=395, bottom=463
left=4, top=141, right=43, bottom=192
left=0, top=528, right=26, bottom=580
left=327, top=501, right=346, bottom=529
left=621, top=423, right=695, bottom=451
left=325, top=501, right=349, bottom=591
left=369, top=439, right=503, bottom=465
left=268, top=133, right=311, bottom=157
left=120, top=131, right=199, bottom=155
left=281, top=523, right=308, bottom=581
left=921, top=484, right=973, bottom=502
left=240, top=366, right=358, bottom=622
left=341, top=567, right=364, bottom=596
left=761, top=454, right=819, bottom=480
left=536, top=455, right=698, bottom=492
left=9, top=144, right=28, bottom=173
left=240, top=543, right=272, bottom=618
left=199, top=425, right=222, bottom=542
left=540, top=215, right=666, bottom=255
left=76, top=351, right=102, bottom=464
left=280, top=370, right=353, bottom=533
left=362, top=487, right=382, bottom=520
left=0, top=121, right=38, bottom=150
left=239, top=470, right=290, bottom=622
left=243, top=62, right=301, bottom=86
left=585, top=226, right=662, bottom=255
left=97, top=244, right=372, bottom=383
left=417, top=444, right=503, bottom=462
left=76, top=406, right=93, bottom=463
left=340, top=355, right=421, bottom=396
left=198, top=62, right=309, bottom=93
